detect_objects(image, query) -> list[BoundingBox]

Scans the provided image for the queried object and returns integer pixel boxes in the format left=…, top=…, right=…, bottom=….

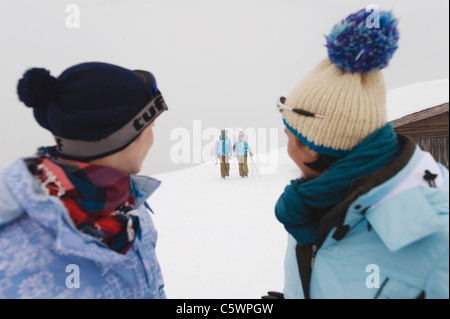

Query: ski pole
left=251, top=156, right=260, bottom=178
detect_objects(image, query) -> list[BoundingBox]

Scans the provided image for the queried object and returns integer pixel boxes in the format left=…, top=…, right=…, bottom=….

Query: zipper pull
left=423, top=170, right=438, bottom=188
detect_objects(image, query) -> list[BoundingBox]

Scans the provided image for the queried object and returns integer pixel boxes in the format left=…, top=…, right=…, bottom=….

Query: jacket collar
left=317, top=135, right=416, bottom=246
left=130, top=174, right=161, bottom=208
left=362, top=150, right=448, bottom=251
left=1, top=158, right=161, bottom=263
left=318, top=135, right=449, bottom=251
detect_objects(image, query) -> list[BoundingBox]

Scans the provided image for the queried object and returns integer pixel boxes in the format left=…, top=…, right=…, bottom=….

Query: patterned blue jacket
left=0, top=159, right=165, bottom=299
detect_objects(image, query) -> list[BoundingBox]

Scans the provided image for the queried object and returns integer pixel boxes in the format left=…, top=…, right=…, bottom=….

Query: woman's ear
left=295, top=138, right=320, bottom=163
left=301, top=144, right=320, bottom=162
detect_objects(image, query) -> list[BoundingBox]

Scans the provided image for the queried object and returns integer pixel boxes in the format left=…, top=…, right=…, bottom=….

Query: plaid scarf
left=25, top=154, right=141, bottom=255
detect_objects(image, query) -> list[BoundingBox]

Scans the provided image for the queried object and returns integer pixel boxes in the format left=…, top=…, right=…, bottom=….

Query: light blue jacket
left=0, top=159, right=166, bottom=299
left=283, top=147, right=449, bottom=299
left=233, top=140, right=252, bottom=157
left=215, top=137, right=232, bottom=157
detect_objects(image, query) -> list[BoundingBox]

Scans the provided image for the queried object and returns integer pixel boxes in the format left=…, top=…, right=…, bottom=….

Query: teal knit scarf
left=275, top=123, right=399, bottom=245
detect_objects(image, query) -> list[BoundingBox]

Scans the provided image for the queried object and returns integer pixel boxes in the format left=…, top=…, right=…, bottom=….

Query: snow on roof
left=386, top=79, right=449, bottom=121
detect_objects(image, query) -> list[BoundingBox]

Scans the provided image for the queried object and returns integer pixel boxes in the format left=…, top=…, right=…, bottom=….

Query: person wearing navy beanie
left=17, top=62, right=167, bottom=164
left=0, top=62, right=168, bottom=298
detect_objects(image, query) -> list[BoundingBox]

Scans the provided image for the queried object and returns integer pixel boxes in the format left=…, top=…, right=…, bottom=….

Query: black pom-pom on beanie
left=17, top=68, right=59, bottom=109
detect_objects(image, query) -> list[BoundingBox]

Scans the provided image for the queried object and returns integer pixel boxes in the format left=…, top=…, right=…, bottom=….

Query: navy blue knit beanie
left=17, top=62, right=167, bottom=160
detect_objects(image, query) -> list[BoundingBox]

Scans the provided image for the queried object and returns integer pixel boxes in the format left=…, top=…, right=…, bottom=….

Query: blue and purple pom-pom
left=325, top=8, right=399, bottom=73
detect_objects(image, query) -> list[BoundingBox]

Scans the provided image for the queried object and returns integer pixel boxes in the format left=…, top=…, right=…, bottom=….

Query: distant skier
left=215, top=130, right=232, bottom=179
left=233, top=132, right=253, bottom=178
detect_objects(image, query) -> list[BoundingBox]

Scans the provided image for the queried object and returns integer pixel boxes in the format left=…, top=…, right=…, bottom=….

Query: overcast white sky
left=0, top=0, right=448, bottom=174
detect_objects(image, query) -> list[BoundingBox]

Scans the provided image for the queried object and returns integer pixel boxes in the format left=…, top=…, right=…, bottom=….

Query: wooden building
left=391, top=103, right=449, bottom=168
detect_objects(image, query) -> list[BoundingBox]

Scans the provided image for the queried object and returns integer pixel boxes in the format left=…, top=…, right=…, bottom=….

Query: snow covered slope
left=148, top=79, right=449, bottom=299
left=149, top=148, right=299, bottom=299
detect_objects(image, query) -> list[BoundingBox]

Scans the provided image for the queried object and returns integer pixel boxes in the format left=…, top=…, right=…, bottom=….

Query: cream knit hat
left=282, top=8, right=399, bottom=157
